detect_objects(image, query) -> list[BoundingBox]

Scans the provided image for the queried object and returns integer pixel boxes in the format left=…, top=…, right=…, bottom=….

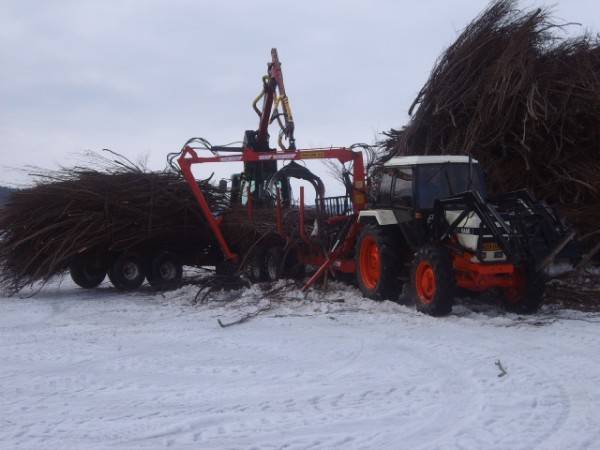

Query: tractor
left=354, top=155, right=576, bottom=315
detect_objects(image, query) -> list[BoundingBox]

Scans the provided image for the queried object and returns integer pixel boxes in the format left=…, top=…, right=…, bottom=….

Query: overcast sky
left=1, top=0, right=598, bottom=188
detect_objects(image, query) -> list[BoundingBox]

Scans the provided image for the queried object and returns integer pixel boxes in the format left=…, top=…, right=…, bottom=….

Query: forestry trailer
left=174, top=49, right=575, bottom=315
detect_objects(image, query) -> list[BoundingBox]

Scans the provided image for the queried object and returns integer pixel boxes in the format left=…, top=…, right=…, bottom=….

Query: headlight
left=481, top=241, right=501, bottom=252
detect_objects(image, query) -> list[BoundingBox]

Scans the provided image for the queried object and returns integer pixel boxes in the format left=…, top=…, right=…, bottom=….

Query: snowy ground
left=1, top=278, right=600, bottom=450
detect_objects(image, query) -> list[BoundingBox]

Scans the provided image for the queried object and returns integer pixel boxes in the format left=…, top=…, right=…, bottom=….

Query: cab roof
left=384, top=155, right=478, bottom=167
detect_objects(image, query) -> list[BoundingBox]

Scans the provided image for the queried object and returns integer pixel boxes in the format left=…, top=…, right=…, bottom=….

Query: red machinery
left=178, top=49, right=366, bottom=290
left=177, top=49, right=576, bottom=316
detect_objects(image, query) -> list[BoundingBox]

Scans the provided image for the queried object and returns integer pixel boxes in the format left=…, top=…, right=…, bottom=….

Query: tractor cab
left=230, top=160, right=325, bottom=209
left=357, top=154, right=576, bottom=316
left=374, top=155, right=486, bottom=211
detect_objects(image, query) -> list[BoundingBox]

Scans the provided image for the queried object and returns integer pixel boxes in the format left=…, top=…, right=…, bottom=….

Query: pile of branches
left=0, top=152, right=228, bottom=293
left=221, top=206, right=318, bottom=242
left=220, top=205, right=323, bottom=276
left=381, top=0, right=600, bottom=250
left=544, top=268, right=600, bottom=312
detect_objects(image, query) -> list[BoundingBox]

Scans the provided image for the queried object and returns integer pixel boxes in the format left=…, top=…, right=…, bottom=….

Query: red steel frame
left=452, top=251, right=516, bottom=291
left=177, top=146, right=366, bottom=269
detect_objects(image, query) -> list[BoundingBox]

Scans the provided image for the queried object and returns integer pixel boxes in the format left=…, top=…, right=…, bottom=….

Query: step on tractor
left=70, top=48, right=575, bottom=315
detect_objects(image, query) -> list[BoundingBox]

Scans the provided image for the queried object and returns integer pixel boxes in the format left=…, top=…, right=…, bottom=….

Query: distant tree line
left=0, top=186, right=14, bottom=207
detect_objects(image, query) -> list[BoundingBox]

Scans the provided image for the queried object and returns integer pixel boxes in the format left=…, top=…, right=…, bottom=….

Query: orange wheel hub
left=415, top=261, right=436, bottom=304
left=359, top=235, right=381, bottom=289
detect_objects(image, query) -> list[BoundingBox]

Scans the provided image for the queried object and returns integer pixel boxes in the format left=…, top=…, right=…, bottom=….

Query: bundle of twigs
left=0, top=152, right=229, bottom=293
left=221, top=206, right=319, bottom=243
left=381, top=0, right=600, bottom=250
left=545, top=269, right=600, bottom=311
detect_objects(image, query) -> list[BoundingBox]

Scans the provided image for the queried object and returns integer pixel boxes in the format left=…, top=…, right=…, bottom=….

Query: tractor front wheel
left=355, top=225, right=400, bottom=300
left=410, top=245, right=455, bottom=316
left=502, top=266, right=545, bottom=314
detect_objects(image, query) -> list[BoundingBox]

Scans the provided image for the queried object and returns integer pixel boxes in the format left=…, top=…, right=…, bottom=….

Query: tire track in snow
left=2, top=282, right=600, bottom=449
left=403, top=317, right=573, bottom=450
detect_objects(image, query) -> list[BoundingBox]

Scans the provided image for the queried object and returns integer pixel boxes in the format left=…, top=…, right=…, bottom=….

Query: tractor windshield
left=416, top=163, right=486, bottom=209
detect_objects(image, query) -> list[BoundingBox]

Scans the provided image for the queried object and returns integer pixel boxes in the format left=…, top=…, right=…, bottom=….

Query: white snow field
left=1, top=278, right=600, bottom=450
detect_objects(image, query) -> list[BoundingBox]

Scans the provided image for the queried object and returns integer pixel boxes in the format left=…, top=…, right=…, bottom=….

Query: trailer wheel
left=502, top=266, right=545, bottom=314
left=69, top=255, right=106, bottom=289
left=147, top=251, right=183, bottom=290
left=215, top=260, right=238, bottom=277
left=265, top=245, right=284, bottom=282
left=245, top=247, right=268, bottom=282
left=281, top=245, right=306, bottom=280
left=410, top=245, right=454, bottom=316
left=355, top=225, right=400, bottom=300
left=108, top=253, right=145, bottom=290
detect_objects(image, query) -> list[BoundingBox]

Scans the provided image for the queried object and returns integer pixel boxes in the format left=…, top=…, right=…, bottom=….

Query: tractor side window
left=416, top=165, right=445, bottom=210
left=378, top=171, right=394, bottom=206
left=416, top=163, right=487, bottom=209
left=391, top=168, right=413, bottom=206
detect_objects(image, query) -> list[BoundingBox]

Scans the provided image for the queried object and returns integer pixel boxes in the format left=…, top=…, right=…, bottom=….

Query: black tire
left=108, top=253, right=145, bottom=291
left=245, top=246, right=268, bottom=282
left=280, top=246, right=306, bottom=280
left=410, top=245, right=455, bottom=316
left=501, top=265, right=546, bottom=314
left=69, top=255, right=106, bottom=289
left=215, top=259, right=238, bottom=277
left=146, top=251, right=183, bottom=291
left=265, top=245, right=284, bottom=282
left=355, top=224, right=401, bottom=301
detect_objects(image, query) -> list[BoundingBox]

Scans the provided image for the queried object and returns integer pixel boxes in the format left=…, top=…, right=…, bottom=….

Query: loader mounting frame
left=178, top=145, right=366, bottom=289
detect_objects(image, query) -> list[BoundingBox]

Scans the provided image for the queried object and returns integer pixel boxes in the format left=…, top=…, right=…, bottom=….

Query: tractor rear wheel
left=355, top=225, right=400, bottom=300
left=502, top=266, right=545, bottom=314
left=108, top=253, right=145, bottom=291
left=147, top=251, right=183, bottom=291
left=410, top=245, right=455, bottom=316
left=69, top=254, right=106, bottom=289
